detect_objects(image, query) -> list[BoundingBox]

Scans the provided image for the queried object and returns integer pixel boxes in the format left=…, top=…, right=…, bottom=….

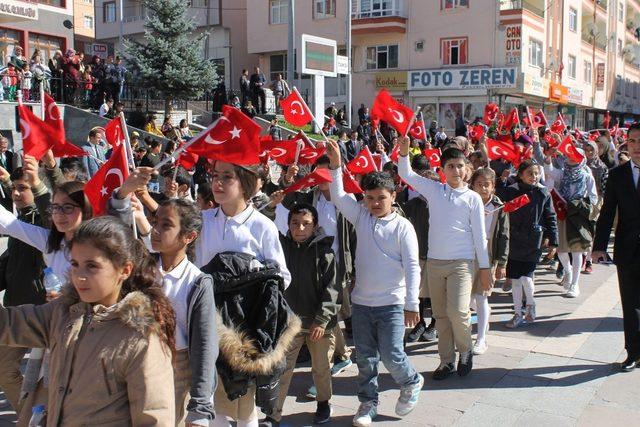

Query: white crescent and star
left=20, top=119, right=31, bottom=140
left=290, top=100, right=304, bottom=115
left=47, top=102, right=61, bottom=120
left=356, top=155, right=369, bottom=169
left=101, top=168, right=125, bottom=196
left=270, top=147, right=286, bottom=158
left=388, top=108, right=404, bottom=123
left=300, top=150, right=319, bottom=160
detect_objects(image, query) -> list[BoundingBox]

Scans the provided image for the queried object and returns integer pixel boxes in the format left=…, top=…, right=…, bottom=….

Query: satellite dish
left=63, top=20, right=74, bottom=30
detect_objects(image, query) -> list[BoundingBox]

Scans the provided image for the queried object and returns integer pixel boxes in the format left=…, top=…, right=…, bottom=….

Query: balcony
left=581, top=12, right=607, bottom=52
left=499, top=0, right=545, bottom=18
left=351, top=0, right=407, bottom=34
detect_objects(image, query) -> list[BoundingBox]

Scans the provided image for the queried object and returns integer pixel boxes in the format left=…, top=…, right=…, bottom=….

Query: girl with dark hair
left=0, top=180, right=93, bottom=279
left=498, top=158, right=558, bottom=329
left=0, top=216, right=176, bottom=426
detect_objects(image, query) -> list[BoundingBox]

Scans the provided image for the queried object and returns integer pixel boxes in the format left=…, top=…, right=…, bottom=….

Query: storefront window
left=439, top=102, right=462, bottom=130
left=28, top=33, right=64, bottom=64
left=0, top=28, right=22, bottom=67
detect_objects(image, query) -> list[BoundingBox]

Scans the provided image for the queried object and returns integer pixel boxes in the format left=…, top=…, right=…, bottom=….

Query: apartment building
left=93, top=0, right=256, bottom=91
left=0, top=0, right=74, bottom=66
left=247, top=0, right=640, bottom=130
left=73, top=0, right=95, bottom=55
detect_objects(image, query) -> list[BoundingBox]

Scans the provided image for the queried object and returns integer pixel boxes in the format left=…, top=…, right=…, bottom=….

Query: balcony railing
left=581, top=33, right=608, bottom=52
left=500, top=0, right=545, bottom=18
left=352, top=0, right=405, bottom=19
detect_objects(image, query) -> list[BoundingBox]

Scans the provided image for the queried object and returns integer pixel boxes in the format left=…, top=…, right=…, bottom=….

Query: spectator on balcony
left=8, top=46, right=26, bottom=70
left=144, top=114, right=164, bottom=137
left=271, top=73, right=290, bottom=113
left=325, top=102, right=338, bottom=119
left=178, top=119, right=192, bottom=139
left=239, top=69, right=251, bottom=106
left=161, top=115, right=174, bottom=136
left=229, top=95, right=241, bottom=109
left=103, top=55, right=119, bottom=104
left=83, top=65, right=96, bottom=105
left=242, top=100, right=257, bottom=118
left=114, top=56, right=127, bottom=104
left=336, top=109, right=348, bottom=127
left=48, top=50, right=63, bottom=101
left=91, top=55, right=106, bottom=107
left=249, top=66, right=267, bottom=114
left=99, top=97, right=113, bottom=118
left=29, top=52, right=50, bottom=99
left=62, top=49, right=81, bottom=105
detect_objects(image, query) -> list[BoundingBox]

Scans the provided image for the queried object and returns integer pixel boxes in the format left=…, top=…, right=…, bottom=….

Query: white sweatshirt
left=329, top=168, right=421, bottom=312
left=398, top=155, right=490, bottom=269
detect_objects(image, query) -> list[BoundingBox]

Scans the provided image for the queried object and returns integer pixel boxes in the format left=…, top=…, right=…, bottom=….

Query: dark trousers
left=254, top=89, right=266, bottom=114
left=617, top=263, right=640, bottom=357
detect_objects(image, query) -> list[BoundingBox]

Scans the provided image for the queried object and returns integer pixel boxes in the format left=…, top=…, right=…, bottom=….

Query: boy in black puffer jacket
left=268, top=204, right=340, bottom=426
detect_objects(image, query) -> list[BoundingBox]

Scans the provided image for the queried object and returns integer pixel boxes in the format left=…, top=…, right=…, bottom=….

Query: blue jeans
left=352, top=304, right=420, bottom=404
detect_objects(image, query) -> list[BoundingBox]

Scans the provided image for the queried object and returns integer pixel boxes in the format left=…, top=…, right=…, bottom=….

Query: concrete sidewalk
left=1, top=259, right=638, bottom=426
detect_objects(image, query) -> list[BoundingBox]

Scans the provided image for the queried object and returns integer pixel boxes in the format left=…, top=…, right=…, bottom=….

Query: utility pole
left=119, top=0, right=124, bottom=53
left=287, top=0, right=295, bottom=86
left=592, top=0, right=597, bottom=111
left=346, top=0, right=352, bottom=128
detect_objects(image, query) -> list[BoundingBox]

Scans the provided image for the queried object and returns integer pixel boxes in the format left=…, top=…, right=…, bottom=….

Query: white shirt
left=0, top=205, right=70, bottom=278
left=316, top=193, right=339, bottom=255
left=398, top=155, right=490, bottom=269
left=160, top=257, right=202, bottom=351
left=329, top=168, right=421, bottom=312
left=632, top=161, right=640, bottom=189
left=195, top=205, right=291, bottom=287
left=98, top=103, right=109, bottom=117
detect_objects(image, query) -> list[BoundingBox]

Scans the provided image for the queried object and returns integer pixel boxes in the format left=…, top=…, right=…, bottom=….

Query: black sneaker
left=432, top=362, right=455, bottom=380
left=258, top=417, right=279, bottom=427
left=314, top=400, right=332, bottom=424
left=406, top=319, right=427, bottom=343
left=457, top=351, right=473, bottom=377
left=421, top=321, right=437, bottom=341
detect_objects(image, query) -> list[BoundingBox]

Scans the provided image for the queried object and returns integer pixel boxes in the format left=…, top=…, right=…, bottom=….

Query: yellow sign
left=375, top=72, right=407, bottom=91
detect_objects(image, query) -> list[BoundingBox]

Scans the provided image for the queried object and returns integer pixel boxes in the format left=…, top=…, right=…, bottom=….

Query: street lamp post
left=346, top=0, right=352, bottom=128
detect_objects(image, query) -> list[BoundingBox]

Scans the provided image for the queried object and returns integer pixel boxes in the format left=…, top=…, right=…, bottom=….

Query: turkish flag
left=84, top=143, right=129, bottom=216
left=550, top=188, right=567, bottom=220
left=588, top=131, right=600, bottom=142
left=343, top=168, right=363, bottom=194
left=280, top=90, right=313, bottom=127
left=18, top=104, right=59, bottom=160
left=260, top=138, right=300, bottom=165
left=468, top=124, right=486, bottom=142
left=104, top=118, right=125, bottom=148
left=500, top=108, right=520, bottom=131
left=484, top=103, right=500, bottom=125
left=188, top=105, right=262, bottom=164
left=503, top=194, right=531, bottom=213
left=297, top=146, right=326, bottom=165
left=372, top=153, right=384, bottom=171
left=609, top=123, right=619, bottom=140
left=603, top=111, right=611, bottom=129
left=558, top=135, right=585, bottom=163
left=550, top=113, right=567, bottom=134
left=390, top=144, right=400, bottom=163
left=423, top=148, right=441, bottom=167
left=486, top=138, right=521, bottom=163
left=293, top=131, right=315, bottom=149
left=39, top=94, right=87, bottom=158
left=526, top=107, right=548, bottom=129
left=44, top=93, right=64, bottom=135
left=177, top=148, right=199, bottom=171
left=283, top=168, right=332, bottom=194
left=371, top=89, right=414, bottom=135
left=409, top=118, right=426, bottom=140
left=371, top=116, right=380, bottom=131
left=346, top=146, right=377, bottom=175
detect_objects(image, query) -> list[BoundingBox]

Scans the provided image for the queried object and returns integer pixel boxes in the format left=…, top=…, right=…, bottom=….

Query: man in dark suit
left=0, top=136, right=15, bottom=212
left=593, top=122, right=640, bottom=372
left=249, top=66, right=267, bottom=114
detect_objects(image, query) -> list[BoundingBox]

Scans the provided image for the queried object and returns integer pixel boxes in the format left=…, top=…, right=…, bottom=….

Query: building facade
left=73, top=0, right=95, bottom=55
left=246, top=0, right=640, bottom=131
left=93, top=0, right=256, bottom=92
left=0, top=0, right=74, bottom=66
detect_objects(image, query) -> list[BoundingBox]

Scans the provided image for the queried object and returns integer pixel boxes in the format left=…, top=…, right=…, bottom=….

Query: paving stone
left=455, top=402, right=523, bottom=426
left=577, top=403, right=640, bottom=427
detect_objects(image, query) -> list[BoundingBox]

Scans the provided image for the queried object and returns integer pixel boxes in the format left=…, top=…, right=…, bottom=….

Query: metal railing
left=351, top=0, right=405, bottom=19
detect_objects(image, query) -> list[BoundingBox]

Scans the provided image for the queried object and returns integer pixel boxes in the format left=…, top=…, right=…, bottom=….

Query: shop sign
left=336, top=55, right=348, bottom=75
left=549, top=82, right=569, bottom=104
left=408, top=67, right=517, bottom=90
left=505, top=25, right=521, bottom=65
left=596, top=63, right=605, bottom=90
left=375, top=71, right=407, bottom=91
left=522, top=73, right=549, bottom=97
left=567, top=87, right=583, bottom=105
left=91, top=44, right=108, bottom=59
left=0, top=0, right=38, bottom=20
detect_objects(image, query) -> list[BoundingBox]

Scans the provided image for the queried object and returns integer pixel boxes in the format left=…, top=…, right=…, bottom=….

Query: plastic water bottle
left=28, top=404, right=46, bottom=426
left=43, top=267, right=63, bottom=293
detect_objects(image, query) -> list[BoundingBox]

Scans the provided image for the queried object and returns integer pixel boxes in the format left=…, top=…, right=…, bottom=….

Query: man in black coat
left=593, top=122, right=640, bottom=372
left=250, top=66, right=267, bottom=114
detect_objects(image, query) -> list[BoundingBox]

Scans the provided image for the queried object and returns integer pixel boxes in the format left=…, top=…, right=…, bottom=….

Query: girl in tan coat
left=0, top=216, right=177, bottom=426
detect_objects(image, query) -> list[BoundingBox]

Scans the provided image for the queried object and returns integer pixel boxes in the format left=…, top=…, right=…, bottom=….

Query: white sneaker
left=524, top=305, right=536, bottom=323
left=395, top=374, right=424, bottom=416
left=566, top=284, right=580, bottom=298
left=506, top=314, right=524, bottom=329
left=353, top=401, right=377, bottom=427
left=473, top=339, right=488, bottom=355
left=561, top=273, right=573, bottom=291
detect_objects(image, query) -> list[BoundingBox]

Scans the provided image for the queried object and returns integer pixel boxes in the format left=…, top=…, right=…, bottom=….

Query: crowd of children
left=0, top=111, right=637, bottom=427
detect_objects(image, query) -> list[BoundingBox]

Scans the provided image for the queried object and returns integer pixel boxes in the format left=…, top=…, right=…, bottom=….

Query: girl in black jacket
left=498, top=160, right=558, bottom=329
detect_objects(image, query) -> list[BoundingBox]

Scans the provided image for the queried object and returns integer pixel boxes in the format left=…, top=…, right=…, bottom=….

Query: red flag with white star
left=558, top=135, right=585, bottom=163
left=371, top=89, right=414, bottom=136
left=423, top=148, right=441, bottom=167
left=84, top=143, right=129, bottom=216
left=104, top=118, right=126, bottom=148
left=280, top=89, right=313, bottom=127
left=346, top=146, right=377, bottom=174
left=283, top=168, right=332, bottom=194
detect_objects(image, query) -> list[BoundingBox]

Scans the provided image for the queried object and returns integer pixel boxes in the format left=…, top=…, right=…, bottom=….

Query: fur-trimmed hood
left=217, top=312, right=300, bottom=375
left=61, top=284, right=161, bottom=337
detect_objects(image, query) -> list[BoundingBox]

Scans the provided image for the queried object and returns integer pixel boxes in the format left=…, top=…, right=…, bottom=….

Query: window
left=568, top=8, right=577, bottom=32
left=84, top=15, right=94, bottom=29
left=28, top=33, right=63, bottom=64
left=270, top=0, right=288, bottom=24
left=441, top=37, right=468, bottom=65
left=528, top=38, right=543, bottom=67
left=354, top=0, right=402, bottom=18
left=584, top=61, right=592, bottom=83
left=616, top=75, right=622, bottom=94
left=618, top=38, right=623, bottom=56
left=103, top=2, right=116, bottom=23
left=83, top=0, right=92, bottom=3
left=34, top=0, right=65, bottom=7
left=314, top=0, right=336, bottom=18
left=568, top=55, right=576, bottom=79
left=441, top=0, right=469, bottom=10
left=366, top=45, right=398, bottom=69
left=270, top=54, right=287, bottom=81
left=618, top=2, right=624, bottom=22
left=0, top=28, right=22, bottom=67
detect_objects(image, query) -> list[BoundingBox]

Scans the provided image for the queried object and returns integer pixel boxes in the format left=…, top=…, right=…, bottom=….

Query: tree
left=124, top=0, right=218, bottom=116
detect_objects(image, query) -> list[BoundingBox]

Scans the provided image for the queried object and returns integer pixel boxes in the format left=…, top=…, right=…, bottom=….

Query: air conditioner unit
left=415, top=40, right=424, bottom=52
